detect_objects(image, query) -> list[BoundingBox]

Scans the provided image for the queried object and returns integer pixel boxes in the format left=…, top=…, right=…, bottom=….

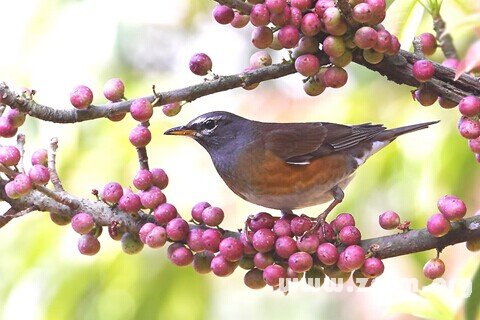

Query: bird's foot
left=302, top=211, right=328, bottom=240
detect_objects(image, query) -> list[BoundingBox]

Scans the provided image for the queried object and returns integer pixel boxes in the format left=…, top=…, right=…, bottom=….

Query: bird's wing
left=264, top=122, right=387, bottom=164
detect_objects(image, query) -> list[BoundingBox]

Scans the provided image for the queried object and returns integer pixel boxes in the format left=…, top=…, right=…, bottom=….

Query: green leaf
left=383, top=0, right=425, bottom=48
left=465, top=264, right=480, bottom=320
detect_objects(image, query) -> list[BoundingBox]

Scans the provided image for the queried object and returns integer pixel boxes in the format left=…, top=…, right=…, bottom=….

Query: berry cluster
left=206, top=0, right=400, bottom=96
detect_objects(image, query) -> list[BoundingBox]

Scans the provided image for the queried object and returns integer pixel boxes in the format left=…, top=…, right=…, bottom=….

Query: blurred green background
left=0, top=0, right=479, bottom=319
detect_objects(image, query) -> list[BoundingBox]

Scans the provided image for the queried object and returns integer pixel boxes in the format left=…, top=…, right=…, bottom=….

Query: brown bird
left=165, top=111, right=438, bottom=230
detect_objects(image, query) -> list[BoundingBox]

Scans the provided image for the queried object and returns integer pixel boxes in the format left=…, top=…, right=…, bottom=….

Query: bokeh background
left=0, top=0, right=479, bottom=319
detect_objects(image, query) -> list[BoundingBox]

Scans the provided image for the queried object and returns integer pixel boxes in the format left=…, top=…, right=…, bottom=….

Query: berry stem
left=16, top=134, right=26, bottom=173
left=48, top=137, right=64, bottom=192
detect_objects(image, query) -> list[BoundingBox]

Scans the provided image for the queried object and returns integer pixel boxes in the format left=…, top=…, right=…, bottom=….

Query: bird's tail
left=381, top=120, right=439, bottom=140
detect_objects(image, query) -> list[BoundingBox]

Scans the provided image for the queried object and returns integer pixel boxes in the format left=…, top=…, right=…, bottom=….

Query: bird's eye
left=204, top=119, right=216, bottom=130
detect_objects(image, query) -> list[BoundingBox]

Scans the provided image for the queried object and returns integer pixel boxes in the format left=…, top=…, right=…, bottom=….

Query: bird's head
left=164, top=111, right=252, bottom=154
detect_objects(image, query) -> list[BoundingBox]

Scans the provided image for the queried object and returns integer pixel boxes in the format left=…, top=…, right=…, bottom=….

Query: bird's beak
left=164, top=125, right=196, bottom=137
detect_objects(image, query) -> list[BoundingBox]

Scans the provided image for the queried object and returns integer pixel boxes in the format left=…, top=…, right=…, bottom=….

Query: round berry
left=338, top=245, right=365, bottom=272
left=70, top=85, right=93, bottom=109
left=130, top=98, right=153, bottom=122
left=186, top=228, right=204, bottom=252
left=413, top=88, right=438, bottom=106
left=161, top=102, right=182, bottom=117
left=458, top=117, right=480, bottom=139
left=50, top=212, right=71, bottom=226
left=413, top=60, right=435, bottom=82
left=219, top=237, right=244, bottom=262
left=244, top=268, right=267, bottom=289
left=379, top=210, right=400, bottom=230
left=323, top=66, right=348, bottom=88
left=423, top=258, right=445, bottom=279
left=352, top=3, right=373, bottom=23
left=169, top=245, right=194, bottom=266
left=288, top=251, right=313, bottom=273
left=191, top=201, right=210, bottom=223
left=374, top=29, right=392, bottom=53
left=466, top=238, right=480, bottom=252
left=303, top=77, right=326, bottom=96
left=290, top=216, right=313, bottom=236
left=189, top=53, right=212, bottom=76
left=252, top=228, right=276, bottom=253
left=139, top=222, right=156, bottom=244
left=202, top=228, right=223, bottom=252
left=250, top=4, right=270, bottom=26
left=138, top=186, right=165, bottom=209
left=322, top=7, right=342, bottom=27
left=4, top=181, right=20, bottom=199
left=332, top=213, right=355, bottom=232
left=469, top=137, right=480, bottom=153
left=129, top=125, right=151, bottom=147
left=101, top=182, right=123, bottom=203
left=361, top=257, right=384, bottom=278
left=354, top=27, right=378, bottom=49
left=253, top=251, right=274, bottom=270
left=315, top=0, right=335, bottom=16
left=296, top=234, right=320, bottom=253
left=386, top=35, right=401, bottom=55
left=201, top=206, right=224, bottom=226
left=193, top=251, right=214, bottom=274
left=78, top=234, right=100, bottom=255
left=0, top=146, right=21, bottom=166
left=301, top=12, right=321, bottom=36
left=289, top=7, right=303, bottom=27
left=427, top=213, right=451, bottom=237
left=211, top=254, right=236, bottom=276
left=153, top=203, right=177, bottom=224
left=363, top=49, right=384, bottom=64
left=118, top=191, right=141, bottom=214
left=150, top=168, right=168, bottom=189
left=323, top=36, right=346, bottom=59
left=103, top=78, right=125, bottom=102
left=438, top=97, right=457, bottom=109
left=338, top=225, right=361, bottom=245
left=13, top=173, right=32, bottom=196
left=277, top=25, right=299, bottom=49
left=108, top=112, right=127, bottom=122
left=437, top=195, right=466, bottom=221
left=249, top=51, right=272, bottom=69
left=213, top=5, right=234, bottom=25
left=5, top=109, right=26, bottom=128
left=458, top=96, right=480, bottom=117
left=28, top=164, right=50, bottom=185
left=291, top=0, right=312, bottom=11
left=145, top=226, right=167, bottom=248
left=240, top=231, right=257, bottom=255
left=251, top=26, right=274, bottom=49
left=231, top=12, right=250, bottom=28
left=71, top=212, right=95, bottom=235
left=418, top=33, right=437, bottom=56
left=31, top=149, right=48, bottom=166
left=248, top=212, right=274, bottom=231
left=0, top=117, right=18, bottom=138
left=317, top=221, right=336, bottom=243
left=266, top=0, right=286, bottom=13
left=270, top=6, right=291, bottom=27
left=263, top=264, right=287, bottom=287
left=133, top=169, right=153, bottom=190
left=166, top=218, right=189, bottom=242
left=316, top=242, right=339, bottom=265
left=274, top=236, right=298, bottom=258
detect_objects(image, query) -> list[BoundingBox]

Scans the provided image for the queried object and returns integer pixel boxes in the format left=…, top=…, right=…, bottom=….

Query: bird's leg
left=311, top=186, right=344, bottom=236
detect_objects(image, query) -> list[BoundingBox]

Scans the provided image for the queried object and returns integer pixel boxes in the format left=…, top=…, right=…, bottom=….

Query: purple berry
left=332, top=213, right=355, bottom=232
left=27, top=164, right=50, bottom=185
left=437, top=195, right=466, bottom=221
left=133, top=169, right=153, bottom=190
left=458, top=117, right=480, bottom=139
left=202, top=228, right=223, bottom=252
left=427, top=213, right=451, bottom=237
left=354, top=27, right=378, bottom=49
left=129, top=125, right=151, bottom=147
left=191, top=201, right=210, bottom=223
left=301, top=12, right=321, bottom=36
left=101, top=182, right=124, bottom=203
left=338, top=225, right=361, bottom=245
left=186, top=228, right=204, bottom=252
left=248, top=212, right=274, bottom=231
left=253, top=251, right=274, bottom=270
left=169, top=245, right=194, bottom=266
left=250, top=4, right=270, bottom=26
left=139, top=222, right=156, bottom=244
left=213, top=5, right=234, bottom=24
left=118, top=191, right=141, bottom=214
left=201, top=206, right=224, bottom=226
left=252, top=228, right=276, bottom=253
left=366, top=0, right=386, bottom=23
left=277, top=25, right=300, bottom=49
left=145, top=226, right=167, bottom=248
left=154, top=203, right=178, bottom=225
left=423, top=258, right=445, bottom=279
left=193, top=251, right=214, bottom=274
left=189, top=53, right=212, bottom=76
left=166, top=218, right=189, bottom=242
left=161, top=102, right=182, bottom=117
left=78, top=234, right=100, bottom=255
left=251, top=26, right=274, bottom=49
left=352, top=3, right=373, bottom=23
left=316, top=242, right=339, bottom=265
left=219, top=237, right=244, bottom=262
left=5, top=108, right=26, bottom=128
left=138, top=186, right=165, bottom=209
left=263, top=264, right=286, bottom=287
left=459, top=96, right=480, bottom=117
left=361, top=257, right=384, bottom=278
left=413, top=60, right=435, bottom=82
left=211, top=254, right=236, bottom=276
left=70, top=85, right=93, bottom=109
left=103, top=78, right=125, bottom=102
left=0, top=146, right=21, bottom=166
left=288, top=252, right=313, bottom=273
left=71, top=212, right=95, bottom=235
left=274, top=236, right=298, bottom=258
left=418, top=33, right=437, bottom=56
left=31, top=149, right=48, bottom=166
left=0, top=117, right=18, bottom=138
left=130, top=98, right=153, bottom=122
left=244, top=268, right=267, bottom=289
left=231, top=12, right=250, bottom=28
left=379, top=210, right=400, bottom=230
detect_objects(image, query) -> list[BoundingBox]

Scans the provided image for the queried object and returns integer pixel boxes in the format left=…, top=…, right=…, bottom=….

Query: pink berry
left=301, top=12, right=321, bottom=37
left=270, top=6, right=291, bottom=27
left=70, top=85, right=93, bottom=109
left=230, top=12, right=250, bottom=28
left=150, top=168, right=168, bottom=189
left=145, top=226, right=167, bottom=248
left=323, top=66, right=348, bottom=88
left=101, top=182, right=123, bottom=203
left=0, top=117, right=18, bottom=138
left=28, top=164, right=50, bottom=185
left=277, top=25, right=300, bottom=49
left=332, top=213, right=355, bottom=232
left=338, top=245, right=365, bottom=271
left=412, top=60, right=435, bottom=82
left=374, top=30, right=392, bottom=53
left=71, top=212, right=95, bottom=235
left=366, top=0, right=386, bottom=23
left=266, top=0, right=286, bottom=14
left=13, top=173, right=32, bottom=196
left=189, top=53, right=212, bottom=76
left=118, top=191, right=141, bottom=214
left=295, top=54, right=320, bottom=77
left=169, top=244, right=194, bottom=266
left=437, top=195, right=466, bottom=221
left=193, top=251, right=214, bottom=274
left=130, top=98, right=153, bottom=122
left=427, top=213, right=451, bottom=237
left=338, top=225, right=362, bottom=245
left=316, top=242, right=339, bottom=265
left=354, top=27, right=378, bottom=49
left=352, top=3, right=373, bottom=23
left=291, top=0, right=312, bottom=11
left=317, top=221, right=335, bottom=243
left=248, top=212, right=274, bottom=231
left=288, top=252, right=313, bottom=273
left=202, top=228, right=223, bottom=252
left=263, top=264, right=287, bottom=287
left=211, top=254, right=236, bottom=276
left=166, top=218, right=189, bottom=242
left=254, top=251, right=274, bottom=270
left=244, top=268, right=267, bottom=289
left=4, top=181, right=20, bottom=199
left=0, top=146, right=21, bottom=166
left=186, top=228, right=204, bottom=252
left=315, top=0, right=334, bottom=16
left=458, top=117, right=480, bottom=139
left=379, top=210, right=400, bottom=230
left=139, top=222, right=156, bottom=244
left=138, top=186, right=165, bottom=209
left=459, top=96, right=480, bottom=117
left=31, top=149, right=48, bottom=166
left=289, top=7, right=303, bottom=27
left=296, top=234, right=320, bottom=253
left=251, top=26, right=274, bottom=49
left=249, top=51, right=272, bottom=69
left=250, top=4, right=270, bottom=26
left=213, top=5, right=234, bottom=25
left=418, top=33, right=437, bottom=56
left=469, top=137, right=480, bottom=153
left=240, top=231, right=257, bottom=255
left=273, top=218, right=293, bottom=237
left=5, top=109, right=26, bottom=128
left=78, top=234, right=100, bottom=255
left=129, top=125, right=151, bottom=147
left=361, top=257, right=384, bottom=278
left=154, top=203, right=178, bottom=225
left=275, top=236, right=298, bottom=258
left=162, top=102, right=182, bottom=117
left=190, top=201, right=209, bottom=223
left=133, top=169, right=153, bottom=190
left=201, top=206, right=224, bottom=226
left=103, top=78, right=125, bottom=102
left=252, top=228, right=276, bottom=252
left=386, top=35, right=401, bottom=56
left=290, top=216, right=313, bottom=236
left=423, top=258, right=445, bottom=279
left=219, top=237, right=244, bottom=262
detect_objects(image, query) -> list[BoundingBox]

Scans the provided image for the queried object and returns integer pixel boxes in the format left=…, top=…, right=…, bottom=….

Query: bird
left=164, top=111, right=438, bottom=231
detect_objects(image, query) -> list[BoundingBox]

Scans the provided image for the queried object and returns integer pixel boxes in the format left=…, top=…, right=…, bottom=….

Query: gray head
left=164, top=111, right=253, bottom=154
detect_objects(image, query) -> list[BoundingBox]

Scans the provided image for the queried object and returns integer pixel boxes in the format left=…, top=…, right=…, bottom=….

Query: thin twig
left=16, top=134, right=26, bottom=173
left=48, top=137, right=64, bottom=192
